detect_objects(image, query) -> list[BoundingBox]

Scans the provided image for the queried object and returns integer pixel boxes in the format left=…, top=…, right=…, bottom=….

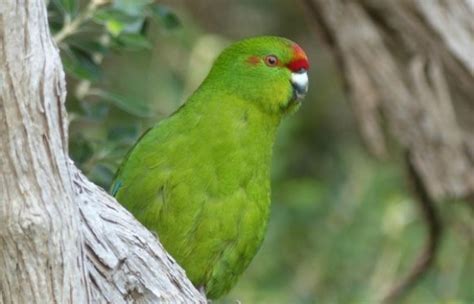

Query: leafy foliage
left=48, top=0, right=180, bottom=187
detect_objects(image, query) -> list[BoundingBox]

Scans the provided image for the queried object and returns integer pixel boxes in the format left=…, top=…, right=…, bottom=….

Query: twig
left=299, top=1, right=445, bottom=300
left=382, top=152, right=443, bottom=303
left=54, top=1, right=99, bottom=43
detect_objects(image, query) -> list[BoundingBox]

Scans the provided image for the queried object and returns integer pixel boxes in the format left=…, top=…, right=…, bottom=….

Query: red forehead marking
left=287, top=44, right=309, bottom=72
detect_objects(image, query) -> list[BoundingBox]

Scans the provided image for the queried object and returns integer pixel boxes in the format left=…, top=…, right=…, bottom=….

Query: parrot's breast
left=158, top=121, right=274, bottom=299
left=112, top=92, right=281, bottom=299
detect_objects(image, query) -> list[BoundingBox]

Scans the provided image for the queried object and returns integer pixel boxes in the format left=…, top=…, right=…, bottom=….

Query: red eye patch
left=247, top=56, right=260, bottom=65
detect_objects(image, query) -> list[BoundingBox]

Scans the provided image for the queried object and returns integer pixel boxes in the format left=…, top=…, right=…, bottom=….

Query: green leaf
left=93, top=8, right=138, bottom=24
left=93, top=8, right=145, bottom=35
left=82, top=101, right=109, bottom=120
left=62, top=48, right=102, bottom=82
left=106, top=19, right=125, bottom=36
left=68, top=39, right=108, bottom=55
left=114, top=33, right=151, bottom=50
left=93, top=90, right=154, bottom=117
left=113, top=0, right=153, bottom=16
left=107, top=125, right=140, bottom=142
left=54, top=0, right=79, bottom=17
left=150, top=4, right=180, bottom=29
left=70, top=136, right=94, bottom=165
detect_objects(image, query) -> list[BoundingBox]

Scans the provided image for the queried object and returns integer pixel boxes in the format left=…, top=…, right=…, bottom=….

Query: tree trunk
left=304, top=0, right=474, bottom=201
left=0, top=1, right=205, bottom=303
left=302, top=0, right=473, bottom=302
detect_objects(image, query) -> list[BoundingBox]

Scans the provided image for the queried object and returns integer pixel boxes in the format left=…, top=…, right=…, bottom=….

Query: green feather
left=111, top=36, right=306, bottom=299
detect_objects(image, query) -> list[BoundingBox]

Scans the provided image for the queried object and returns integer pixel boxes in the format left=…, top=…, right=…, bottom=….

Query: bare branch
left=301, top=0, right=474, bottom=301
left=75, top=168, right=205, bottom=303
left=302, top=0, right=474, bottom=201
left=382, top=152, right=442, bottom=303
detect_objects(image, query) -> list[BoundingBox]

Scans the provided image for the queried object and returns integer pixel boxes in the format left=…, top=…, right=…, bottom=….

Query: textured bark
left=0, top=1, right=205, bottom=303
left=305, top=0, right=474, bottom=201
left=302, top=0, right=473, bottom=302
left=76, top=168, right=205, bottom=303
left=0, top=0, right=89, bottom=302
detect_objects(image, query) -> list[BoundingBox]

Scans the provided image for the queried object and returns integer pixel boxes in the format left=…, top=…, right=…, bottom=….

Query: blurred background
left=48, top=0, right=473, bottom=303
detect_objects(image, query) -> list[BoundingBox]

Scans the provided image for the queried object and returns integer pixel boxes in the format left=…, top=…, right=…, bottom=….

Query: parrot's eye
left=264, top=55, right=279, bottom=67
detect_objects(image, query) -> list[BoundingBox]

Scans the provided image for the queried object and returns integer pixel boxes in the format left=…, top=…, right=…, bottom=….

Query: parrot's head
left=205, top=36, right=309, bottom=115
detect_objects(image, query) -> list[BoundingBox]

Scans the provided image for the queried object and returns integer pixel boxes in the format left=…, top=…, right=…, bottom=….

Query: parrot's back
left=111, top=89, right=280, bottom=299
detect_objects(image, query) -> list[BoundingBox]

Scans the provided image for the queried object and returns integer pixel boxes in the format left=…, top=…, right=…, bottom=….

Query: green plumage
left=111, top=36, right=307, bottom=299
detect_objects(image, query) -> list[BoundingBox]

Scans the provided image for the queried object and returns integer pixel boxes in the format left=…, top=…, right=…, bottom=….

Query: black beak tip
left=292, top=83, right=308, bottom=100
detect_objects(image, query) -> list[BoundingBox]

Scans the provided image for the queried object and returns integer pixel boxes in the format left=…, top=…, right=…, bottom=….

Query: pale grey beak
left=291, top=69, right=308, bottom=100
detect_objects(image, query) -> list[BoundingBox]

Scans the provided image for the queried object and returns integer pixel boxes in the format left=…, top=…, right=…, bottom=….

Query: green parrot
left=111, top=36, right=309, bottom=299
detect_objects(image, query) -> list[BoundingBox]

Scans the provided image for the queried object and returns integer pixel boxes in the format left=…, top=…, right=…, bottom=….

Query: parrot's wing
left=110, top=126, right=155, bottom=196
left=109, top=124, right=172, bottom=232
left=110, top=102, right=189, bottom=196
left=110, top=179, right=122, bottom=196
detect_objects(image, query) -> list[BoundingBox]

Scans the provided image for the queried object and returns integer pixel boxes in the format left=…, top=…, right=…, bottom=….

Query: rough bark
left=304, top=0, right=474, bottom=202
left=0, top=1, right=205, bottom=303
left=76, top=168, right=204, bottom=303
left=302, top=0, right=473, bottom=302
left=0, top=0, right=89, bottom=302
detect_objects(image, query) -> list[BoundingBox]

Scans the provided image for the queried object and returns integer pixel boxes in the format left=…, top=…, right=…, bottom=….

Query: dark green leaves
left=92, top=90, right=154, bottom=118
left=62, top=47, right=102, bottom=82
left=93, top=8, right=143, bottom=36
left=150, top=4, right=180, bottom=29
left=113, top=0, right=153, bottom=16
left=69, top=135, right=94, bottom=164
left=114, top=33, right=152, bottom=50
left=47, top=1, right=178, bottom=189
left=91, top=3, right=182, bottom=37
left=54, top=0, right=79, bottom=18
left=107, top=125, right=141, bottom=143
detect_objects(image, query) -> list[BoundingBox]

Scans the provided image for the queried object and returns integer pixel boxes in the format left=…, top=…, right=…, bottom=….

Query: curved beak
left=291, top=69, right=308, bottom=100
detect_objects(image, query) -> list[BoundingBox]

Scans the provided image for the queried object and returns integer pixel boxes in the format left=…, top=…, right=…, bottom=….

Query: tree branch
left=0, top=0, right=205, bottom=302
left=302, top=0, right=474, bottom=201
left=301, top=0, right=473, bottom=301
left=75, top=168, right=204, bottom=303
left=382, top=152, right=443, bottom=303
left=0, top=0, right=89, bottom=302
